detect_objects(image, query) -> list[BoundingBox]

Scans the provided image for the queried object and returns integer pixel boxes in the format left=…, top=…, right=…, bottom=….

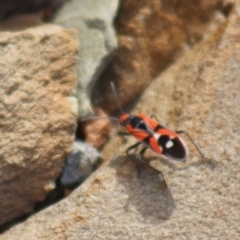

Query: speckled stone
left=60, top=141, right=102, bottom=187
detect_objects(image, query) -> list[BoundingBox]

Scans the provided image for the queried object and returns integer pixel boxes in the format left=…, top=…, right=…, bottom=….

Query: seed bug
left=84, top=82, right=215, bottom=178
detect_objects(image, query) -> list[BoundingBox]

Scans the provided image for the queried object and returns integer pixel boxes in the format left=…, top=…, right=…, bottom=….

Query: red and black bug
left=84, top=82, right=214, bottom=177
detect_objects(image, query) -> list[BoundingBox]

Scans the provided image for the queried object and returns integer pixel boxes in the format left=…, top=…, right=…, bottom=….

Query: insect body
left=119, top=113, right=187, bottom=162
left=111, top=82, right=215, bottom=176
left=83, top=82, right=214, bottom=176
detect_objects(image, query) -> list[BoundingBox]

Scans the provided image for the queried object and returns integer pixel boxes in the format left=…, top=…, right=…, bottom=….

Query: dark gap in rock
left=75, top=119, right=86, bottom=140
left=0, top=176, right=80, bottom=234
left=0, top=0, right=67, bottom=21
left=221, top=2, right=234, bottom=17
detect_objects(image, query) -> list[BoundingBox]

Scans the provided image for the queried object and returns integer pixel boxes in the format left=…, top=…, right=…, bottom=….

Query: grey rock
left=60, top=141, right=102, bottom=187
left=53, top=0, right=119, bottom=118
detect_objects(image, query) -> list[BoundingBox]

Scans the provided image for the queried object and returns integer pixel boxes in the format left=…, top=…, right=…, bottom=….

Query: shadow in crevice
left=110, top=156, right=175, bottom=223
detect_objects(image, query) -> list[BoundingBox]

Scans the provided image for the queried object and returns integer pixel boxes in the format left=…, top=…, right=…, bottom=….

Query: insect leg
left=117, top=132, right=131, bottom=136
left=126, top=142, right=165, bottom=180
left=150, top=114, right=159, bottom=121
left=136, top=146, right=148, bottom=159
left=176, top=130, right=217, bottom=166
left=117, top=132, right=131, bottom=138
left=176, top=130, right=206, bottom=158
left=136, top=146, right=165, bottom=181
left=126, top=142, right=142, bottom=176
left=126, top=144, right=146, bottom=177
left=117, top=132, right=131, bottom=144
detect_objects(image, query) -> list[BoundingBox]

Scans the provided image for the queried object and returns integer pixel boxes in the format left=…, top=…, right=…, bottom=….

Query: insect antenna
left=80, top=116, right=118, bottom=122
left=81, top=82, right=123, bottom=122
left=110, top=82, right=125, bottom=114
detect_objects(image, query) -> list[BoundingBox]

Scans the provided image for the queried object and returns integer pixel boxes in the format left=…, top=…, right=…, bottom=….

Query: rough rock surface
left=0, top=25, right=78, bottom=225
left=53, top=0, right=119, bottom=118
left=92, top=0, right=231, bottom=113
left=1, top=3, right=240, bottom=240
left=82, top=108, right=112, bottom=148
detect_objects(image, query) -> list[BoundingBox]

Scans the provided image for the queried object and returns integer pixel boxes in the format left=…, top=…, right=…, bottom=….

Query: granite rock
left=92, top=0, right=229, bottom=113
left=0, top=25, right=78, bottom=225
left=60, top=141, right=102, bottom=188
left=1, top=2, right=240, bottom=240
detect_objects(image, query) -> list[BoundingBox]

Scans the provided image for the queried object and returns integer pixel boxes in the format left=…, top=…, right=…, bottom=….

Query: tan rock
left=2, top=3, right=240, bottom=240
left=0, top=25, right=78, bottom=225
left=92, top=0, right=228, bottom=113
left=82, top=108, right=112, bottom=149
